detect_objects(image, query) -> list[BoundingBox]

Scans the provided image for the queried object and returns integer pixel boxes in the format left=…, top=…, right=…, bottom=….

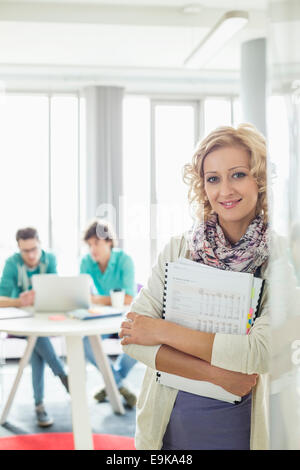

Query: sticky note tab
left=48, top=315, right=66, bottom=321
left=246, top=308, right=254, bottom=334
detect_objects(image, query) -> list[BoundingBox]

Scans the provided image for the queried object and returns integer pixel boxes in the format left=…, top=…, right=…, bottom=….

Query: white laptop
left=32, top=274, right=91, bottom=313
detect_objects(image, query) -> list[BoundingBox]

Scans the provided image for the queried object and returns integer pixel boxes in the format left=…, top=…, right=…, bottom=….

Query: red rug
left=0, top=433, right=135, bottom=450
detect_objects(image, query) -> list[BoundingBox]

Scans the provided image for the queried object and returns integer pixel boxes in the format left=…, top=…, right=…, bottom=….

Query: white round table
left=0, top=310, right=126, bottom=450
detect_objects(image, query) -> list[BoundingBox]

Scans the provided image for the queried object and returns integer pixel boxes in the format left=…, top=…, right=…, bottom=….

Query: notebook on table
left=66, top=306, right=127, bottom=320
left=0, top=307, right=33, bottom=320
left=156, top=257, right=265, bottom=404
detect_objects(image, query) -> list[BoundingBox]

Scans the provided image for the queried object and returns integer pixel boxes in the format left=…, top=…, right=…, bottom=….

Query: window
left=50, top=96, right=80, bottom=275
left=153, top=103, right=196, bottom=255
left=0, top=95, right=49, bottom=272
left=123, top=96, right=151, bottom=285
left=0, top=93, right=81, bottom=275
left=204, top=98, right=232, bottom=134
left=233, top=98, right=242, bottom=127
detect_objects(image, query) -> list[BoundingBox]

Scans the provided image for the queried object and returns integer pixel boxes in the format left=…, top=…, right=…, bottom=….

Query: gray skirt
left=162, top=390, right=252, bottom=450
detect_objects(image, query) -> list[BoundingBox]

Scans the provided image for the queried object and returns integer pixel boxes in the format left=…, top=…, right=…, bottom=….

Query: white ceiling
left=0, top=0, right=269, bottom=7
left=0, top=0, right=269, bottom=93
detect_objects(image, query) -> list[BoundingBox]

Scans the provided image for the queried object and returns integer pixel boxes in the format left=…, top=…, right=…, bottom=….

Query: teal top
left=80, top=249, right=136, bottom=297
left=0, top=250, right=57, bottom=298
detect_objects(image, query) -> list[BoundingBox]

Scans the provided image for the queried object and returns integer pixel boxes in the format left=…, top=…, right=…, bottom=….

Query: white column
left=240, top=38, right=267, bottom=135
left=84, top=86, right=124, bottom=245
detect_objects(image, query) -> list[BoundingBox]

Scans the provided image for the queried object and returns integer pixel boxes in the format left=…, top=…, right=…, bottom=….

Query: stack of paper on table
left=156, top=257, right=264, bottom=403
left=0, top=308, right=33, bottom=320
left=67, top=306, right=128, bottom=320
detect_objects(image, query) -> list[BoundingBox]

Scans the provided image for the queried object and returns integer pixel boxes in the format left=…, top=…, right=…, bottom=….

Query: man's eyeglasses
left=20, top=247, right=40, bottom=255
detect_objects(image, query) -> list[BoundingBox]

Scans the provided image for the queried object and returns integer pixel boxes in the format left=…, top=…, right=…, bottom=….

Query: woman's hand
left=119, top=312, right=164, bottom=346
left=119, top=312, right=214, bottom=363
left=213, top=367, right=258, bottom=397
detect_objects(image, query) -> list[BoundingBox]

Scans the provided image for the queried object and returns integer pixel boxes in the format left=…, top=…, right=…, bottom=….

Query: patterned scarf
left=189, top=213, right=269, bottom=274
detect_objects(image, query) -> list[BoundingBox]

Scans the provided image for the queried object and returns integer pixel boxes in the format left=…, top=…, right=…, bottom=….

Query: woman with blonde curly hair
left=120, top=124, right=270, bottom=450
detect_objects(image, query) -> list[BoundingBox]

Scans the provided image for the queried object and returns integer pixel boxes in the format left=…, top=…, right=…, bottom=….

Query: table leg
left=88, top=335, right=125, bottom=415
left=65, top=336, right=93, bottom=450
left=0, top=335, right=37, bottom=425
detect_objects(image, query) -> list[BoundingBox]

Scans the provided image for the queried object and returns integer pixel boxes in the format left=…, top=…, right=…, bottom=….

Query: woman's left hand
left=119, top=312, right=164, bottom=346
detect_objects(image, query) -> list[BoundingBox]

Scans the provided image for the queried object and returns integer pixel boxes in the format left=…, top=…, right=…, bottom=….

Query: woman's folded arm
left=121, top=340, right=258, bottom=398
left=155, top=344, right=258, bottom=397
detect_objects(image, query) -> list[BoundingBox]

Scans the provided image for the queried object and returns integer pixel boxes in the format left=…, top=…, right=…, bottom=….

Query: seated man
left=80, top=220, right=137, bottom=408
left=0, top=227, right=69, bottom=427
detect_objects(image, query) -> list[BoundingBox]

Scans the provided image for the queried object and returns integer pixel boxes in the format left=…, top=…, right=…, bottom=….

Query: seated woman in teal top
left=80, top=220, right=137, bottom=409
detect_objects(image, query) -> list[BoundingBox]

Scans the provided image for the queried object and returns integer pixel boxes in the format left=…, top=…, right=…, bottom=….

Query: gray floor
left=0, top=355, right=146, bottom=438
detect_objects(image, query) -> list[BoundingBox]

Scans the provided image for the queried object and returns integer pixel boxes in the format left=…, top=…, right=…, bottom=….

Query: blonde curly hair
left=183, top=123, right=268, bottom=224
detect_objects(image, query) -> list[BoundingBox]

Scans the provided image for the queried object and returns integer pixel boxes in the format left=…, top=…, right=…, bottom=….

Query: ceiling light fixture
left=184, top=10, right=249, bottom=68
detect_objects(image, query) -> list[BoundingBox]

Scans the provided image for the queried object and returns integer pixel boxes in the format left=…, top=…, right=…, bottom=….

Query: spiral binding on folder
left=252, top=279, right=265, bottom=322
left=156, top=263, right=168, bottom=383
left=162, top=262, right=168, bottom=320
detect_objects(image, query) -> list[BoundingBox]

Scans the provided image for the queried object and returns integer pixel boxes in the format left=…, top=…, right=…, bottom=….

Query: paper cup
left=110, top=289, right=125, bottom=308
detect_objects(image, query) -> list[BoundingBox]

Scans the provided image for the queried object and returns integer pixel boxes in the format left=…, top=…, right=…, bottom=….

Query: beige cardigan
left=122, top=233, right=270, bottom=450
